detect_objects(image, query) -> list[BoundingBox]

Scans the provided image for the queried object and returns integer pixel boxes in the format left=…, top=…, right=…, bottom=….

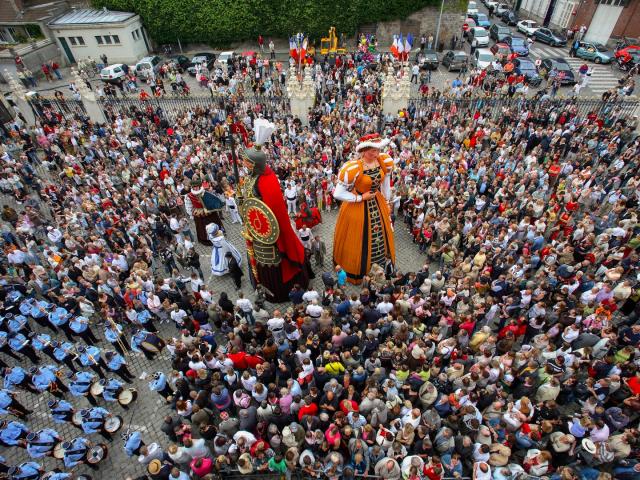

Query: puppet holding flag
left=237, top=119, right=309, bottom=302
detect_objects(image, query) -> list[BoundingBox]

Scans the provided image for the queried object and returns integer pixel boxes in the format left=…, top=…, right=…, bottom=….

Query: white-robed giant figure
left=206, top=223, right=242, bottom=276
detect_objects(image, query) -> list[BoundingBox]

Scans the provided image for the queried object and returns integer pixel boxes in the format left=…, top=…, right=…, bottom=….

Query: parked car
left=469, top=13, right=491, bottom=28
left=472, top=49, right=496, bottom=69
left=489, top=24, right=511, bottom=42
left=513, top=58, right=542, bottom=86
left=490, top=42, right=511, bottom=59
left=468, top=27, right=490, bottom=47
left=168, top=55, right=191, bottom=71
left=187, top=52, right=216, bottom=76
left=422, top=49, right=439, bottom=70
left=216, top=51, right=234, bottom=67
left=467, top=1, right=479, bottom=14
left=501, top=10, right=519, bottom=26
left=134, top=55, right=161, bottom=80
left=538, top=58, right=576, bottom=85
left=517, top=20, right=539, bottom=36
left=100, top=64, right=127, bottom=83
left=503, top=35, right=529, bottom=56
left=441, top=51, right=469, bottom=71
left=495, top=3, right=510, bottom=15
left=533, top=27, right=567, bottom=47
left=575, top=42, right=613, bottom=64
left=483, top=0, right=499, bottom=8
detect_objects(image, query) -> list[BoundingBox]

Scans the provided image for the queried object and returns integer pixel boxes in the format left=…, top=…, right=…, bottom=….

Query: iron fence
left=28, top=97, right=86, bottom=122
left=407, top=96, right=640, bottom=122
left=98, top=93, right=290, bottom=123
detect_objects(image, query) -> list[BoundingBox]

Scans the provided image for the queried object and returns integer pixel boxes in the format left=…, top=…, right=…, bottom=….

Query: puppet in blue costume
left=206, top=223, right=242, bottom=276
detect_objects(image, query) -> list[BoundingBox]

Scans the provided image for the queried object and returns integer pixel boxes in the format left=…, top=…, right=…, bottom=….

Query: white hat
left=356, top=133, right=390, bottom=152
left=582, top=438, right=596, bottom=454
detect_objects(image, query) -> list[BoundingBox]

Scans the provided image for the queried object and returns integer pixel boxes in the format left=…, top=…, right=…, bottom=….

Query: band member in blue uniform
left=105, top=350, right=135, bottom=383
left=0, top=389, right=31, bottom=418
left=25, top=428, right=61, bottom=458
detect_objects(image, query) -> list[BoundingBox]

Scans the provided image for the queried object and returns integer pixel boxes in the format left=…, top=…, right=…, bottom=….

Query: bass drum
left=52, top=441, right=66, bottom=460
left=72, top=411, right=83, bottom=426
left=140, top=333, right=164, bottom=353
left=103, top=415, right=123, bottom=433
left=90, top=381, right=104, bottom=397
left=117, top=388, right=138, bottom=407
left=86, top=443, right=108, bottom=464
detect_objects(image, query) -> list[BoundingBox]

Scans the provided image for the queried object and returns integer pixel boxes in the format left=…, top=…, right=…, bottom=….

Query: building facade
left=48, top=8, right=150, bottom=66
left=518, top=0, right=640, bottom=45
left=517, top=0, right=579, bottom=30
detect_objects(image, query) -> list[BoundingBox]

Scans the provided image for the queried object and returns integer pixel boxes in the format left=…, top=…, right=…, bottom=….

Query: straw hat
left=237, top=452, right=253, bottom=474
left=550, top=432, right=575, bottom=453
left=147, top=459, right=162, bottom=475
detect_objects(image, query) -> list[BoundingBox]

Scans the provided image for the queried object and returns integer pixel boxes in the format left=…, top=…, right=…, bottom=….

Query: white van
left=134, top=55, right=161, bottom=80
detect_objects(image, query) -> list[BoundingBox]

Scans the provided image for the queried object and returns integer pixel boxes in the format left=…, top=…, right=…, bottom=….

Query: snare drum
left=86, top=443, right=108, bottom=464
left=140, top=333, right=164, bottom=353
left=117, top=388, right=138, bottom=406
left=72, top=411, right=83, bottom=426
left=90, top=381, right=104, bottom=397
left=103, top=415, right=123, bottom=433
left=52, top=441, right=66, bottom=460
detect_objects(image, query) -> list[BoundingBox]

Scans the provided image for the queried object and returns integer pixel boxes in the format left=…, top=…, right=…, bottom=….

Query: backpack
left=321, top=272, right=335, bottom=287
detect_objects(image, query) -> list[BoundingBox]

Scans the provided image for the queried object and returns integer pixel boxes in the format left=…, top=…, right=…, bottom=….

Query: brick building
left=518, top=0, right=640, bottom=45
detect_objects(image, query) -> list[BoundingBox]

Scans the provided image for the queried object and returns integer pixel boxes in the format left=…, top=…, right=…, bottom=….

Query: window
left=77, top=36, right=85, bottom=45
left=104, top=35, right=112, bottom=44
left=69, top=36, right=84, bottom=46
left=132, top=29, right=138, bottom=40
left=95, top=35, right=103, bottom=45
left=112, top=35, right=120, bottom=44
left=597, top=0, right=629, bottom=5
left=69, top=36, right=77, bottom=46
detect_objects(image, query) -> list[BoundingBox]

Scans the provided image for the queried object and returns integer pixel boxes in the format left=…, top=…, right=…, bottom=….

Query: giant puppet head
left=241, top=118, right=276, bottom=176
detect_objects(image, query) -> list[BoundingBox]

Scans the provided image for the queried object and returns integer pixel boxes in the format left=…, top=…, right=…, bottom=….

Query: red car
left=490, top=42, right=511, bottom=60
left=614, top=45, right=640, bottom=59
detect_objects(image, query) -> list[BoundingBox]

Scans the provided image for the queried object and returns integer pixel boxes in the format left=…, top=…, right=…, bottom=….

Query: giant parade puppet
left=333, top=133, right=396, bottom=284
left=237, top=119, right=309, bottom=302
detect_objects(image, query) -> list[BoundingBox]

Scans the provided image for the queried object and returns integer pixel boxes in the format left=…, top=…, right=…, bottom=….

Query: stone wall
left=0, top=39, right=61, bottom=83
left=362, top=6, right=466, bottom=51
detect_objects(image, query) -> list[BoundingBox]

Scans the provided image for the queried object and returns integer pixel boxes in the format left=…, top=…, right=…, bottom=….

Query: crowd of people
left=1, top=42, right=640, bottom=480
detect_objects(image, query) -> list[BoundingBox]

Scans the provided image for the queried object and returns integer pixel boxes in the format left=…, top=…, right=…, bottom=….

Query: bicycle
left=77, top=59, right=102, bottom=78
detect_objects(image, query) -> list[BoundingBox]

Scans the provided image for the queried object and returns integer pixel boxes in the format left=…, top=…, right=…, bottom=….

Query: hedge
left=91, top=0, right=463, bottom=46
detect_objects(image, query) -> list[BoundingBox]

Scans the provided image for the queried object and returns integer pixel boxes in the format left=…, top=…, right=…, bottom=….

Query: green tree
left=92, top=0, right=459, bottom=46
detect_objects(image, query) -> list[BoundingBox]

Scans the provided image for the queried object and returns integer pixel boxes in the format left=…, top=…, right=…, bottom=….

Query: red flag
left=289, top=37, right=298, bottom=60
left=232, top=122, right=249, bottom=145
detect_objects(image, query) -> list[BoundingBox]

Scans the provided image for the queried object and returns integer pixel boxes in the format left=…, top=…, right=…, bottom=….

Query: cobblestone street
left=2, top=206, right=421, bottom=479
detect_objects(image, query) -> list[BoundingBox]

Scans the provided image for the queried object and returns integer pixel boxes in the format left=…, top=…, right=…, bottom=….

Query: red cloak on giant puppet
left=238, top=119, right=309, bottom=302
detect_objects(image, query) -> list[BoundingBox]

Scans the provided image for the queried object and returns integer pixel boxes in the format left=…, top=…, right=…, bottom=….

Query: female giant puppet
left=238, top=119, right=309, bottom=302
left=333, top=133, right=395, bottom=284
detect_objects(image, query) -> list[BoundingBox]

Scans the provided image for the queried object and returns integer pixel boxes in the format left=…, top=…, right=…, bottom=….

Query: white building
left=48, top=8, right=149, bottom=66
left=518, top=0, right=580, bottom=30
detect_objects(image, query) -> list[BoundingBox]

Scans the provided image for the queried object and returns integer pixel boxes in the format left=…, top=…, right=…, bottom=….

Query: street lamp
left=434, top=0, right=445, bottom=52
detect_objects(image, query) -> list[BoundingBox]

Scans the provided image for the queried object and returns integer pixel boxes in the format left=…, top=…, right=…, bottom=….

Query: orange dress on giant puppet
left=333, top=134, right=395, bottom=284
